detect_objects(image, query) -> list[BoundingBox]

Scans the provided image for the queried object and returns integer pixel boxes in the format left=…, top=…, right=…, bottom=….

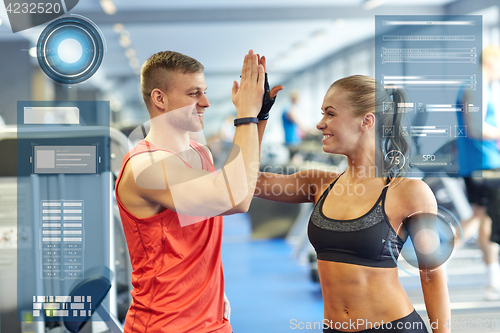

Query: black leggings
left=323, top=310, right=429, bottom=333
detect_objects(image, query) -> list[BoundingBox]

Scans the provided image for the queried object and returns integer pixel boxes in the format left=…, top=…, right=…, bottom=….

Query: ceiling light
left=125, top=48, right=136, bottom=58
left=362, top=0, right=390, bottom=10
left=113, top=23, right=124, bottom=33
left=129, top=57, right=140, bottom=68
left=100, top=0, right=116, bottom=15
left=110, top=99, right=122, bottom=112
left=334, top=19, right=345, bottom=28
left=29, top=47, right=37, bottom=57
left=119, top=36, right=131, bottom=48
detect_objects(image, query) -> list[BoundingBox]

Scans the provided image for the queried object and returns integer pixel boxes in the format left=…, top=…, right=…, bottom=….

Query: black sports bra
left=307, top=174, right=406, bottom=268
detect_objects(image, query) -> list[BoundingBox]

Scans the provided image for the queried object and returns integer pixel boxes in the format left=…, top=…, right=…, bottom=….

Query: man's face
left=164, top=71, right=209, bottom=132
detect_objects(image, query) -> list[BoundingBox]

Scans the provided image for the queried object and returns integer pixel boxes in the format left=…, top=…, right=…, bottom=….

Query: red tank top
left=115, top=140, right=231, bottom=333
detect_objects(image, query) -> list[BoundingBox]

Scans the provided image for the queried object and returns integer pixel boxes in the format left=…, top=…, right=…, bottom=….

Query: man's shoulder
left=118, top=149, right=184, bottom=193
left=128, top=149, right=183, bottom=171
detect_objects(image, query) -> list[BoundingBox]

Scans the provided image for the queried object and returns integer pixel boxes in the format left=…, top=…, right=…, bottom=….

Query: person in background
left=282, top=90, right=314, bottom=163
left=282, top=90, right=306, bottom=146
left=456, top=45, right=500, bottom=301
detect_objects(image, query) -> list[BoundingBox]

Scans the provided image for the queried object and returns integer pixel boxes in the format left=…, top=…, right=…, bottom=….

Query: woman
left=256, top=75, right=450, bottom=332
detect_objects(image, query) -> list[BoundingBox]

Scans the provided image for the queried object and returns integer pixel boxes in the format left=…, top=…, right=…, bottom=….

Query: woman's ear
left=151, top=88, right=167, bottom=111
left=361, top=113, right=375, bottom=132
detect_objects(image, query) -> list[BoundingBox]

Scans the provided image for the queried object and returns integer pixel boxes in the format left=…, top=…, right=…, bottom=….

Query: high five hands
left=232, top=50, right=284, bottom=120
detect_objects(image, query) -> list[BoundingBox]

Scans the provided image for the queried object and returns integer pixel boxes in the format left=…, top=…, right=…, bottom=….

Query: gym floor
left=221, top=213, right=500, bottom=333
left=222, top=213, right=322, bottom=332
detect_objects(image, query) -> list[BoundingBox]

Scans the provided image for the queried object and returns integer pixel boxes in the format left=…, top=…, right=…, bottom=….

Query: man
left=456, top=45, right=500, bottom=301
left=115, top=50, right=282, bottom=332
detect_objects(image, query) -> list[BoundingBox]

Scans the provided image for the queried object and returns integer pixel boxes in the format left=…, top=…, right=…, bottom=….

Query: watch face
left=37, top=16, right=105, bottom=84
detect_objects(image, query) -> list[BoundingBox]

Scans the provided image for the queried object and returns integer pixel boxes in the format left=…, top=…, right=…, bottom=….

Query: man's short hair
left=141, top=51, right=204, bottom=107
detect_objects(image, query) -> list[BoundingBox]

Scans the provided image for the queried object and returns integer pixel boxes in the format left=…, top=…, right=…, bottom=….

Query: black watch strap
left=234, top=117, right=259, bottom=126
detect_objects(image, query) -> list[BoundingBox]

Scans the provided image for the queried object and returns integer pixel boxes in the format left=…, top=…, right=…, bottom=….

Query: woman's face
left=316, top=87, right=363, bottom=155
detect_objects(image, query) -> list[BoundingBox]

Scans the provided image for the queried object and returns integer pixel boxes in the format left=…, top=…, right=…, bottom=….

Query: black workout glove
left=257, top=73, right=277, bottom=121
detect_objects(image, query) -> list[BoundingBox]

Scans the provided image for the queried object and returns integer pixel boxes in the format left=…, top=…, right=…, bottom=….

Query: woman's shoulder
left=389, top=178, right=437, bottom=216
left=391, top=177, right=430, bottom=191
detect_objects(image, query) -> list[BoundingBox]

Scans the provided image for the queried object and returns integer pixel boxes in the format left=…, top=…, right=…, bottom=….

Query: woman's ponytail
left=381, top=85, right=411, bottom=180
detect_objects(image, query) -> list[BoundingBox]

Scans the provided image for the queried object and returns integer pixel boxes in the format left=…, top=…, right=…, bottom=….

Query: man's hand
left=223, top=293, right=231, bottom=322
left=232, top=50, right=266, bottom=119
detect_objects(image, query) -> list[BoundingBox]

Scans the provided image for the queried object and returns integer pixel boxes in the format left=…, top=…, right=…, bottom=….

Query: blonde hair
left=290, top=89, right=300, bottom=103
left=481, top=45, right=500, bottom=66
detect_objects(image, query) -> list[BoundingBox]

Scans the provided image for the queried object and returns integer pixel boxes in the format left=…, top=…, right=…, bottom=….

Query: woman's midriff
left=318, top=260, right=414, bottom=332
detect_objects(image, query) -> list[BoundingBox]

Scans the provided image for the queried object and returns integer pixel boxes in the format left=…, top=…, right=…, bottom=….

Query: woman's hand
left=258, top=54, right=284, bottom=99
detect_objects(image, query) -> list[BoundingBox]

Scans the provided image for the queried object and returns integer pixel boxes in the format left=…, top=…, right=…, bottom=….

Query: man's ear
left=151, top=88, right=167, bottom=111
left=361, top=113, right=375, bottom=132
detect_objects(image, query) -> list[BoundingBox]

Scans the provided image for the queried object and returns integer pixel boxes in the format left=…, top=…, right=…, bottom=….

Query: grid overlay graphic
left=41, top=200, right=84, bottom=279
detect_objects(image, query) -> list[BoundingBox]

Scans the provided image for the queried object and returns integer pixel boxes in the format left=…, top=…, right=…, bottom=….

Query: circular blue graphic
left=37, top=16, right=105, bottom=84
left=390, top=207, right=458, bottom=276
